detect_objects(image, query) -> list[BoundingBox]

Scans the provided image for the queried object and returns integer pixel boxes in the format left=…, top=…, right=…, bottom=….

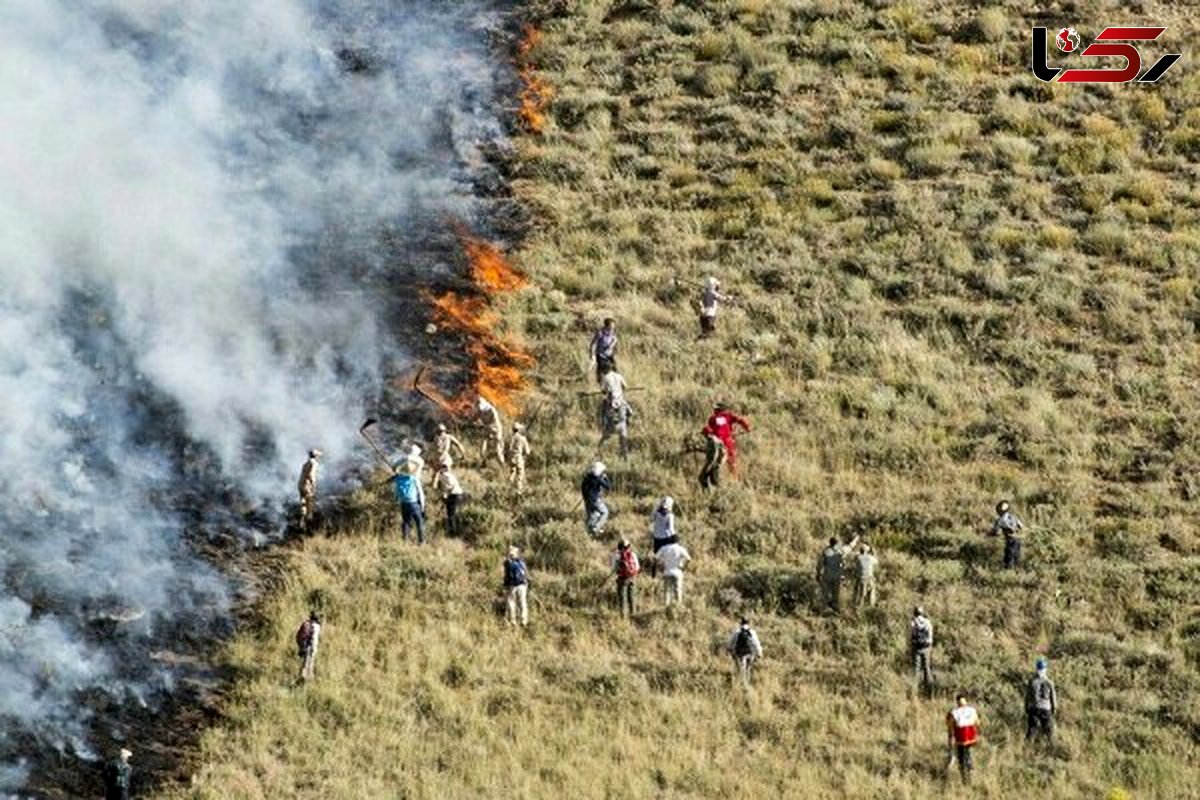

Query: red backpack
left=296, top=620, right=314, bottom=651
left=617, top=548, right=639, bottom=579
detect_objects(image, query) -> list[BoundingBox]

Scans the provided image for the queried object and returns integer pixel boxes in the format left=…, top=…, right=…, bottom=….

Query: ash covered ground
left=0, top=1, right=520, bottom=795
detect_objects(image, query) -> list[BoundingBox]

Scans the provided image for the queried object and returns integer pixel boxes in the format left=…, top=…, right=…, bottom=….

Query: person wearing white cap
left=433, top=423, right=466, bottom=467
left=477, top=396, right=506, bottom=466
left=507, top=422, right=532, bottom=495
left=392, top=453, right=427, bottom=544
left=503, top=545, right=530, bottom=627
left=297, top=449, right=322, bottom=531
left=406, top=443, right=425, bottom=475
left=699, top=276, right=730, bottom=337
left=650, top=496, right=678, bottom=553
left=433, top=456, right=465, bottom=536
left=103, top=747, right=133, bottom=800
left=581, top=461, right=612, bottom=536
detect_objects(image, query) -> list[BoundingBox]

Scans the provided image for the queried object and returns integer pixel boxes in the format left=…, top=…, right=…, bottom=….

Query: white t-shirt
left=601, top=371, right=626, bottom=402
left=651, top=509, right=675, bottom=541
left=656, top=543, right=691, bottom=578
left=701, top=287, right=723, bottom=317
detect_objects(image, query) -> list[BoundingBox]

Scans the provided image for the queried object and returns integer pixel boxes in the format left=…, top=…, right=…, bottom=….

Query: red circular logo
left=1056, top=27, right=1081, bottom=53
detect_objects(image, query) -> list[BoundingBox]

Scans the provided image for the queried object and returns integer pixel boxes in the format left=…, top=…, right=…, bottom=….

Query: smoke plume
left=0, top=0, right=506, bottom=788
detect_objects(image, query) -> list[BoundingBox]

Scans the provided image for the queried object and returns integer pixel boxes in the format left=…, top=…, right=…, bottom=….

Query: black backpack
left=911, top=617, right=932, bottom=649
left=734, top=628, right=754, bottom=657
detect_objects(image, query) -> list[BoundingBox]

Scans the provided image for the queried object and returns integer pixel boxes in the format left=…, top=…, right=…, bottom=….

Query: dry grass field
left=162, top=2, right=1200, bottom=798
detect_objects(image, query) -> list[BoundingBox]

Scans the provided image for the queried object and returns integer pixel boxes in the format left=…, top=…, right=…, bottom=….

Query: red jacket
left=705, top=409, right=750, bottom=442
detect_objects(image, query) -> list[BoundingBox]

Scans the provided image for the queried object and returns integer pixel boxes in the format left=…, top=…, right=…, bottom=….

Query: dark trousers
left=444, top=494, right=461, bottom=536
left=1026, top=708, right=1054, bottom=741
left=913, top=647, right=933, bottom=693
left=400, top=502, right=425, bottom=544
left=955, top=744, right=974, bottom=782
left=1004, top=536, right=1022, bottom=568
left=596, top=355, right=616, bottom=383
left=699, top=438, right=723, bottom=489
left=700, top=315, right=716, bottom=337
left=616, top=578, right=636, bottom=618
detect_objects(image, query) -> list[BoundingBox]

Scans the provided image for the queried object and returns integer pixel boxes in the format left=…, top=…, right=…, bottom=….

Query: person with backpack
left=992, top=500, right=1025, bottom=569
left=392, top=454, right=427, bottom=544
left=432, top=456, right=464, bottom=536
left=854, top=544, right=879, bottom=608
left=598, top=389, right=634, bottom=457
left=816, top=535, right=859, bottom=613
left=910, top=606, right=934, bottom=695
left=296, top=611, right=322, bottom=683
left=655, top=540, right=691, bottom=608
left=610, top=538, right=641, bottom=619
left=581, top=462, right=612, bottom=537
left=728, top=618, right=763, bottom=688
left=1025, top=657, right=1058, bottom=743
left=946, top=694, right=981, bottom=784
left=589, top=317, right=618, bottom=384
left=503, top=546, right=529, bottom=627
left=102, top=747, right=133, bottom=800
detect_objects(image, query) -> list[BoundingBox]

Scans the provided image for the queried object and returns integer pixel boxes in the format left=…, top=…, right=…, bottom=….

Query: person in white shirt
left=650, top=496, right=677, bottom=552
left=655, top=541, right=691, bottom=607
left=432, top=457, right=464, bottom=536
left=699, top=276, right=730, bottom=337
left=476, top=397, right=505, bottom=466
left=297, top=611, right=322, bottom=683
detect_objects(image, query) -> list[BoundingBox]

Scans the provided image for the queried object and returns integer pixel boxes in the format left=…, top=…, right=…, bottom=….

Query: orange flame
left=422, top=232, right=534, bottom=418
left=460, top=234, right=527, bottom=291
left=517, top=25, right=553, bottom=134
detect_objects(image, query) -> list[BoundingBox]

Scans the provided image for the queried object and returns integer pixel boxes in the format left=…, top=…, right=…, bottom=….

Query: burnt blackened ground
left=17, top=9, right=530, bottom=799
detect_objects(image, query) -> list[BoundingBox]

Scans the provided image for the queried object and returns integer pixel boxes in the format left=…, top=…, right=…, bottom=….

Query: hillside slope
left=165, top=2, right=1199, bottom=798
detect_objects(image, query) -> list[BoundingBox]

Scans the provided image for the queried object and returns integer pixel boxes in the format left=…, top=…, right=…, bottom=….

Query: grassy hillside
left=163, top=2, right=1200, bottom=798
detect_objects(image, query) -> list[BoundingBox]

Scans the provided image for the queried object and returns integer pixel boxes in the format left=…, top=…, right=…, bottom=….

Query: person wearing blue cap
left=1025, top=657, right=1058, bottom=743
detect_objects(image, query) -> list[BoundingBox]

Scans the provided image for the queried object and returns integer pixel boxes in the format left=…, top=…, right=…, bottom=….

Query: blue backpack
left=505, top=558, right=528, bottom=586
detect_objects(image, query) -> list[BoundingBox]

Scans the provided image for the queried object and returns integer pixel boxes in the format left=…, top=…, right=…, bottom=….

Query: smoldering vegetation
left=0, top=0, right=510, bottom=791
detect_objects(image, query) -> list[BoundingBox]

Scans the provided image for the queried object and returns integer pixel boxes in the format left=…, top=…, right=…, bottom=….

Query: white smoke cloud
left=0, top=0, right=505, bottom=788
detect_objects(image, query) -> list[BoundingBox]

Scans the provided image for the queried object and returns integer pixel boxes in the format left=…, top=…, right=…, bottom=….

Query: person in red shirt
left=704, top=403, right=751, bottom=473
left=946, top=694, right=980, bottom=784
